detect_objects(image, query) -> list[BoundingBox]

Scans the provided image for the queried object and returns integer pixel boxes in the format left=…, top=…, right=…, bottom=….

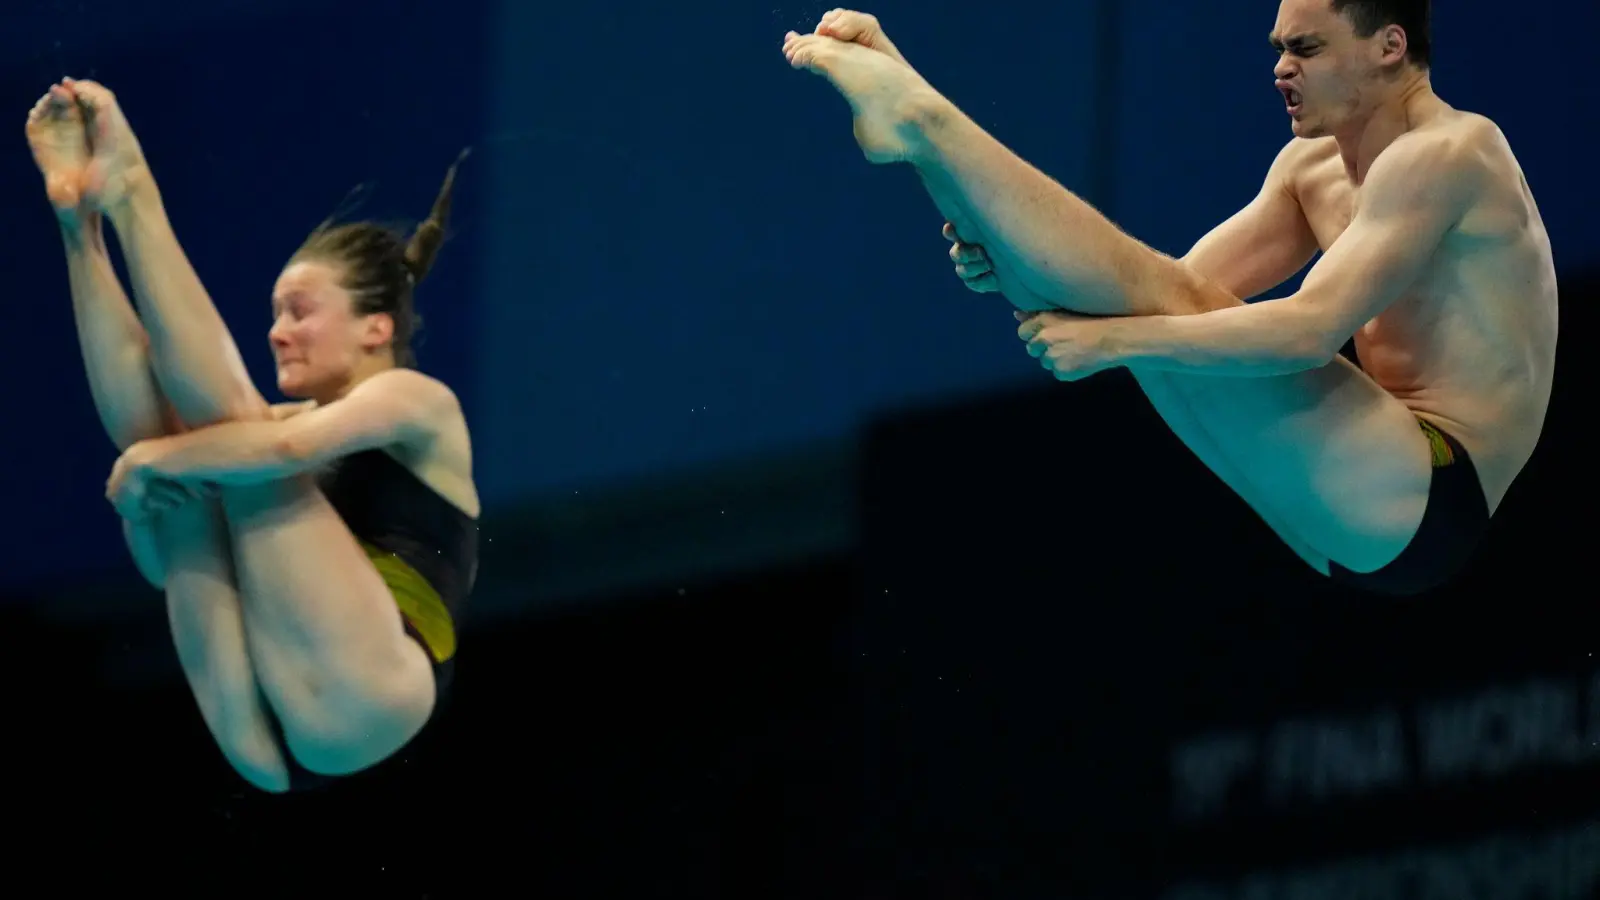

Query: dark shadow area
left=1, top=557, right=863, bottom=894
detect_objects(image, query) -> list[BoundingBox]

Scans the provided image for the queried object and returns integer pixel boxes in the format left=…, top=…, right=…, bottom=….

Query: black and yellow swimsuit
left=1327, top=418, right=1490, bottom=596
left=317, top=449, right=478, bottom=692
left=271, top=448, right=478, bottom=790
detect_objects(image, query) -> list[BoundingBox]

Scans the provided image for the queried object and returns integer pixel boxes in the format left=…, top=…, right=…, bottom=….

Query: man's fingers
left=951, top=245, right=991, bottom=268
left=962, top=273, right=1000, bottom=293
left=954, top=263, right=994, bottom=283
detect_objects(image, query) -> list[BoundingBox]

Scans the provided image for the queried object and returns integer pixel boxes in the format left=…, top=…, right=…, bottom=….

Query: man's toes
left=816, top=11, right=851, bottom=38
left=822, top=12, right=864, bottom=39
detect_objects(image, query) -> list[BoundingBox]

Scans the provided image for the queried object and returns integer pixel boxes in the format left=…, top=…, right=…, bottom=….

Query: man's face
left=1271, top=0, right=1389, bottom=138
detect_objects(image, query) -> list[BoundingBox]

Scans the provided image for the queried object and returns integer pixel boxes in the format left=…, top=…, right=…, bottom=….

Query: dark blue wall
left=1, top=0, right=1592, bottom=591
left=1, top=0, right=492, bottom=588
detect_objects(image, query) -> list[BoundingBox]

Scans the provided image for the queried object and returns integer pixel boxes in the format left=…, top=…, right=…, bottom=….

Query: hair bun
left=401, top=148, right=471, bottom=285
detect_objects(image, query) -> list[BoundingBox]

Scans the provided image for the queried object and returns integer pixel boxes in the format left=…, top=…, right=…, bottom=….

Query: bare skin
left=787, top=5, right=1557, bottom=579
left=29, top=78, right=479, bottom=786
left=27, top=82, right=291, bottom=791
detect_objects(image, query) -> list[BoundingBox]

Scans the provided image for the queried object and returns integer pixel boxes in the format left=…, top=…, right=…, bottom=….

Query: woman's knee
left=123, top=519, right=167, bottom=590
left=180, top=669, right=294, bottom=794
left=282, top=649, right=437, bottom=777
left=219, top=729, right=292, bottom=794
left=167, top=388, right=272, bottom=432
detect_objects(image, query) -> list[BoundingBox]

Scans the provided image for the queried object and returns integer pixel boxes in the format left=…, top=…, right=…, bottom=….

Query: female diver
left=26, top=78, right=479, bottom=793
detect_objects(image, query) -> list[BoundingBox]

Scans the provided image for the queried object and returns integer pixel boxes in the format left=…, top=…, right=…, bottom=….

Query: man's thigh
left=1130, top=369, right=1331, bottom=574
left=1153, top=356, right=1434, bottom=574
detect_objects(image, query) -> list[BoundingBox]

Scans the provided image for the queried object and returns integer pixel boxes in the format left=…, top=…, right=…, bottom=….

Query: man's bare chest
left=1298, top=176, right=1359, bottom=252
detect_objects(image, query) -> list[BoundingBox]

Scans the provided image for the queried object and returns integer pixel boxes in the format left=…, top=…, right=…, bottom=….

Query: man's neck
left=1333, top=73, right=1438, bottom=183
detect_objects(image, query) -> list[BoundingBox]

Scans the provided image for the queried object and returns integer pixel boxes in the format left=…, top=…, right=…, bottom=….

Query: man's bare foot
left=813, top=9, right=913, bottom=70
left=25, top=82, right=92, bottom=212
left=783, top=31, right=943, bottom=164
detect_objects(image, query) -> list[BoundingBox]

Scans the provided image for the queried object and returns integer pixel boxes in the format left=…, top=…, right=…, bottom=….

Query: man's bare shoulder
left=1279, top=135, right=1339, bottom=164
left=1400, top=111, right=1547, bottom=250
left=1384, top=111, right=1509, bottom=184
left=1413, top=108, right=1505, bottom=146
left=1268, top=136, right=1340, bottom=191
left=1436, top=112, right=1530, bottom=202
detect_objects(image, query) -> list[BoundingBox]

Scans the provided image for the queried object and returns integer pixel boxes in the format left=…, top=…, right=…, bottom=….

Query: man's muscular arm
left=1179, top=140, right=1320, bottom=302
left=1102, top=131, right=1487, bottom=377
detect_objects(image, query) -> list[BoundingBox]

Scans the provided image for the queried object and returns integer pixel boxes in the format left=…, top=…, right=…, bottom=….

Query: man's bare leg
left=802, top=11, right=1021, bottom=294
left=786, top=23, right=1218, bottom=318
left=953, top=256, right=1333, bottom=571
left=791, top=23, right=1435, bottom=573
left=1129, top=373, right=1333, bottom=573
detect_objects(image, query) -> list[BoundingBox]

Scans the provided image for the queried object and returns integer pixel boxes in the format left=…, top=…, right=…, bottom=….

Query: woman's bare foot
left=64, top=78, right=152, bottom=211
left=25, top=82, right=92, bottom=213
left=782, top=31, right=944, bottom=164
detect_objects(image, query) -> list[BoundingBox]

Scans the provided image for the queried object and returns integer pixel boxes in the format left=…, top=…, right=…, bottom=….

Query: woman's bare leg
left=73, top=80, right=436, bottom=775
left=61, top=219, right=287, bottom=790
left=64, top=214, right=288, bottom=791
left=100, top=171, right=266, bottom=426
left=222, top=481, right=437, bottom=775
left=32, top=86, right=288, bottom=791
left=106, top=186, right=433, bottom=773
left=154, top=499, right=291, bottom=792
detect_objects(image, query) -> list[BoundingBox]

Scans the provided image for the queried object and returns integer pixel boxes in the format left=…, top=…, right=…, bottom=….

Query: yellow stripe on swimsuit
left=358, top=539, right=457, bottom=664
left=1418, top=419, right=1456, bottom=469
